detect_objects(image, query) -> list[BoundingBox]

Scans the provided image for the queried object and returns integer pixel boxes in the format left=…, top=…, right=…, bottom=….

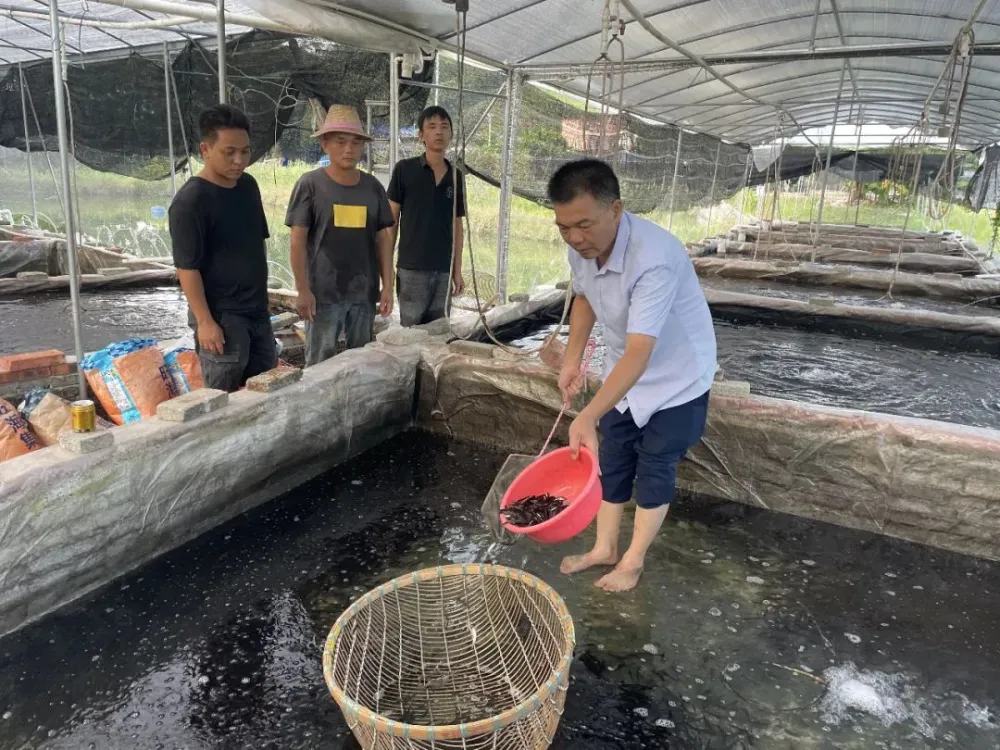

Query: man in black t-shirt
left=168, top=105, right=276, bottom=392
left=388, top=106, right=466, bottom=327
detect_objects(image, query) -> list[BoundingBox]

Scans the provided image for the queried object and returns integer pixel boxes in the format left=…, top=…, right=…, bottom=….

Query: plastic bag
left=163, top=347, right=204, bottom=395
left=80, top=338, right=174, bottom=425
left=18, top=389, right=112, bottom=446
left=0, top=397, right=41, bottom=462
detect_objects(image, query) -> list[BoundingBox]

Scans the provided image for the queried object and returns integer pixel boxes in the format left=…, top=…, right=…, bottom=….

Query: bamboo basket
left=323, top=564, right=576, bottom=749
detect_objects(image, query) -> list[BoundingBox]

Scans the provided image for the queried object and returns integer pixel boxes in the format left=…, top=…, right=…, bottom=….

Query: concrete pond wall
left=0, top=346, right=418, bottom=637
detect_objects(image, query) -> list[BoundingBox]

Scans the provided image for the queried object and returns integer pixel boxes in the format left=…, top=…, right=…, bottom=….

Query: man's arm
left=376, top=227, right=395, bottom=317
left=389, top=201, right=401, bottom=250
left=452, top=217, right=464, bottom=292
left=285, top=178, right=315, bottom=320
left=387, top=163, right=403, bottom=251
left=289, top=226, right=314, bottom=320
left=564, top=294, right=596, bottom=368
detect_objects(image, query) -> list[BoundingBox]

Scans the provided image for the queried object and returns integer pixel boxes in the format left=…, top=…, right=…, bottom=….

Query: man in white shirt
left=552, top=159, right=717, bottom=592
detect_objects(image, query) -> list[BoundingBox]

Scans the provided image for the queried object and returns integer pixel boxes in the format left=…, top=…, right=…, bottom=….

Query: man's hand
left=568, top=410, right=599, bottom=461
left=296, top=288, right=317, bottom=321
left=452, top=270, right=465, bottom=296
left=558, top=362, right=584, bottom=405
left=380, top=286, right=394, bottom=318
left=197, top=318, right=225, bottom=355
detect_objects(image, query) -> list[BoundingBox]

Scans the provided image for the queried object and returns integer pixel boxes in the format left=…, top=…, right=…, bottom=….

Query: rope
left=444, top=5, right=573, bottom=359
left=440, top=0, right=630, bottom=361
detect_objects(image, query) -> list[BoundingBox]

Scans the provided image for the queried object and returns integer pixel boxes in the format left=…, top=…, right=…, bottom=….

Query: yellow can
left=70, top=399, right=96, bottom=432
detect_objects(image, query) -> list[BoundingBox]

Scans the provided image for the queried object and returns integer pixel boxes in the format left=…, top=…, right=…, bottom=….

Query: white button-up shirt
left=568, top=211, right=717, bottom=428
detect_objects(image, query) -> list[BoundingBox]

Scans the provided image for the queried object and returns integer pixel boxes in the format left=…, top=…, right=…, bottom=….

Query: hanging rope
left=440, top=0, right=628, bottom=363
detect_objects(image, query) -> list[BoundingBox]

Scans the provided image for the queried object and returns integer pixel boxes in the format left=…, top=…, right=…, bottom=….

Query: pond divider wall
left=415, top=347, right=1000, bottom=564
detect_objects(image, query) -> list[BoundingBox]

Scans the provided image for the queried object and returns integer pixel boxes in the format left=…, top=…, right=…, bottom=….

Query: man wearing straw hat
left=551, top=159, right=716, bottom=593
left=286, top=104, right=395, bottom=365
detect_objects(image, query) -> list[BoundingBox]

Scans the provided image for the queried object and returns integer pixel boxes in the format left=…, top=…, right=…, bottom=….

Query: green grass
left=1, top=155, right=993, bottom=299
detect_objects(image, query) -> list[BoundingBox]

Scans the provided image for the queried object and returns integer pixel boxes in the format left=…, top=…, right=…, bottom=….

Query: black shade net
left=0, top=31, right=432, bottom=180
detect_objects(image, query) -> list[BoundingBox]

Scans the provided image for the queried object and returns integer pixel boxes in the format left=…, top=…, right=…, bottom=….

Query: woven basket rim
left=322, top=563, right=576, bottom=742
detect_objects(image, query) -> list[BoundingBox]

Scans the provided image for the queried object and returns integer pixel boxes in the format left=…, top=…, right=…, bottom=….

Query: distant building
left=561, top=115, right=634, bottom=153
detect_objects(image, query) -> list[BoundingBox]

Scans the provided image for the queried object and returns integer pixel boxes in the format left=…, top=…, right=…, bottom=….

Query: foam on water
left=820, top=663, right=928, bottom=733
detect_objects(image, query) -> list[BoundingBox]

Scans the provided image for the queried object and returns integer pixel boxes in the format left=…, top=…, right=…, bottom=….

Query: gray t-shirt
left=285, top=169, right=394, bottom=305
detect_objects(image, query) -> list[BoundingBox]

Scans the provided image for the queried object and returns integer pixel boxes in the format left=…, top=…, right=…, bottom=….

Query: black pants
left=192, top=311, right=277, bottom=393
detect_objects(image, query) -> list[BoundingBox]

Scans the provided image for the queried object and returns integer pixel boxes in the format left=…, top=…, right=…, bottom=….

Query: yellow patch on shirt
left=332, top=204, right=368, bottom=229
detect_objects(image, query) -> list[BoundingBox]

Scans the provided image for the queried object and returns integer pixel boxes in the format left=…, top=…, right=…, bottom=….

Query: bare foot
left=560, top=548, right=618, bottom=575
left=594, top=562, right=644, bottom=592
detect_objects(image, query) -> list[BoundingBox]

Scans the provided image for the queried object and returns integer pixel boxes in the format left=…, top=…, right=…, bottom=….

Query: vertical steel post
left=389, top=53, right=400, bottom=176
left=216, top=0, right=227, bottom=103
left=496, top=69, right=523, bottom=305
left=18, top=63, right=37, bottom=221
left=164, top=43, right=176, bottom=196
left=433, top=52, right=440, bottom=107
left=49, top=0, right=86, bottom=399
left=667, top=129, right=683, bottom=231
left=705, top=140, right=722, bottom=237
left=844, top=106, right=863, bottom=224
left=813, top=58, right=847, bottom=257
left=737, top=149, right=752, bottom=228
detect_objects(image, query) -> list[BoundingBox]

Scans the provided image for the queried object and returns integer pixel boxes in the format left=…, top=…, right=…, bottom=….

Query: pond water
left=511, top=321, right=1000, bottom=431
left=0, top=287, right=189, bottom=356
left=0, top=433, right=998, bottom=749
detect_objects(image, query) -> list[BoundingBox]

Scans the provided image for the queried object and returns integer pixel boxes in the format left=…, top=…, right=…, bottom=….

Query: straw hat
left=312, top=104, right=372, bottom=141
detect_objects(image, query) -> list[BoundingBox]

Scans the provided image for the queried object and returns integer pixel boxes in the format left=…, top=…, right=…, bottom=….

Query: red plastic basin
left=499, top=447, right=601, bottom=544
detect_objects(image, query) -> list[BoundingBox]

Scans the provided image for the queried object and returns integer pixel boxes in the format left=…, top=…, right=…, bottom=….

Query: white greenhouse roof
left=3, top=0, right=1000, bottom=146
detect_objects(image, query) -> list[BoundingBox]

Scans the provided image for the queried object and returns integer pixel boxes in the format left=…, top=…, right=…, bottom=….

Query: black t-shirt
left=284, top=169, right=394, bottom=305
left=387, top=155, right=466, bottom=273
left=169, top=174, right=270, bottom=319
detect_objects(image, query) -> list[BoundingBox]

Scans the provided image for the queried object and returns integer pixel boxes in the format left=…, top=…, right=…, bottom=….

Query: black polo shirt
left=387, top=155, right=467, bottom=273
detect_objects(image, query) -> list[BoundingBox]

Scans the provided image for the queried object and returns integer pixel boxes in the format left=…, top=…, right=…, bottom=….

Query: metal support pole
left=18, top=63, right=37, bottom=221
left=433, top=52, right=440, bottom=107
left=365, top=101, right=374, bottom=174
left=844, top=106, right=863, bottom=224
left=216, top=0, right=227, bottom=103
left=667, top=129, right=683, bottom=231
left=388, top=53, right=400, bottom=177
left=705, top=140, right=722, bottom=237
left=463, top=83, right=508, bottom=144
left=163, top=43, right=176, bottom=196
left=812, top=58, right=847, bottom=258
left=809, top=0, right=822, bottom=50
left=496, top=69, right=523, bottom=305
left=49, top=0, right=86, bottom=399
left=737, top=149, right=752, bottom=227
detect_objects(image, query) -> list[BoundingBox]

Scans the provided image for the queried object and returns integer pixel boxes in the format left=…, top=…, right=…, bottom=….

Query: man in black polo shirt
left=388, top=106, right=466, bottom=327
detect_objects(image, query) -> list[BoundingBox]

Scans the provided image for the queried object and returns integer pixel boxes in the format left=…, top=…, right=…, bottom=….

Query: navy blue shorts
left=598, top=390, right=710, bottom=509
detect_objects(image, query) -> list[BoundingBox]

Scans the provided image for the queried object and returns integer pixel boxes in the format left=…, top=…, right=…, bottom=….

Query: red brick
left=0, top=366, right=53, bottom=384
left=0, top=349, right=66, bottom=373
left=49, top=363, right=74, bottom=376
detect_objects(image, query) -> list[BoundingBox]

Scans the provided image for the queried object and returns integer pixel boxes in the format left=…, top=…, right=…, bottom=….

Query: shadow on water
left=1, top=433, right=999, bottom=749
